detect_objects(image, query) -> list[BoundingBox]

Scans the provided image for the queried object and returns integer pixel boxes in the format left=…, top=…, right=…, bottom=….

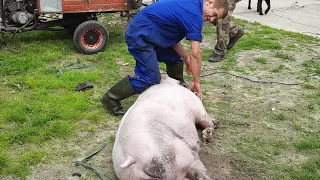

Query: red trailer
left=0, top=0, right=142, bottom=54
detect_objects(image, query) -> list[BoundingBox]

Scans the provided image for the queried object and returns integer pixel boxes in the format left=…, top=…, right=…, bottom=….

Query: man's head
left=203, top=0, right=228, bottom=22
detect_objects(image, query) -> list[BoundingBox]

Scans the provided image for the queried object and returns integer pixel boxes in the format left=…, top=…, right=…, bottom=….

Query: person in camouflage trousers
left=209, top=0, right=244, bottom=62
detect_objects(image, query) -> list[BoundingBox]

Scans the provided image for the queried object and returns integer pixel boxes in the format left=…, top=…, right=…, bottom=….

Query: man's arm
left=172, top=40, right=203, bottom=100
left=172, top=42, right=188, bottom=61
left=189, top=40, right=202, bottom=83
left=172, top=42, right=192, bottom=74
left=189, top=40, right=203, bottom=100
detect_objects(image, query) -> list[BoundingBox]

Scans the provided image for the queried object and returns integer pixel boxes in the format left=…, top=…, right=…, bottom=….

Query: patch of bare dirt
left=197, top=46, right=320, bottom=179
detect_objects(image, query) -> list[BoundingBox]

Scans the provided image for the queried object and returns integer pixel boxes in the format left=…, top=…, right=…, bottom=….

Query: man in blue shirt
left=102, top=0, right=229, bottom=116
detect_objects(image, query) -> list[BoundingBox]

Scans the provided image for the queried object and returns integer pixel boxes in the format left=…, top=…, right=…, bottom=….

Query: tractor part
left=73, top=20, right=109, bottom=55
left=129, top=0, right=143, bottom=9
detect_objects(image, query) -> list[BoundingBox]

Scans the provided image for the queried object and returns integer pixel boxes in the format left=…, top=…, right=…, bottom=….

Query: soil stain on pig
left=143, top=157, right=166, bottom=178
left=143, top=146, right=176, bottom=179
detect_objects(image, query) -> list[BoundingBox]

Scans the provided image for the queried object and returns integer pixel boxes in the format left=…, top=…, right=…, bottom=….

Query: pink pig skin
left=112, top=75, right=217, bottom=180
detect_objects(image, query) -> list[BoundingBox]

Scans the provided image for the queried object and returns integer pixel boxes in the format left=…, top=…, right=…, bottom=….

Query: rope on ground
left=74, top=141, right=108, bottom=180
left=200, top=71, right=310, bottom=85
left=307, top=47, right=320, bottom=58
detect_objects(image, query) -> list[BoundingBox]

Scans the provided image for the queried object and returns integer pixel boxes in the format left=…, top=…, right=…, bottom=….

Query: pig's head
left=160, top=74, right=180, bottom=85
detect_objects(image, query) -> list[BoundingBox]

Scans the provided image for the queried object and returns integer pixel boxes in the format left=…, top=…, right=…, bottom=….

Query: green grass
left=302, top=60, right=320, bottom=74
left=274, top=52, right=295, bottom=61
left=0, top=14, right=320, bottom=179
left=271, top=64, right=287, bottom=73
left=295, top=132, right=320, bottom=150
left=0, top=14, right=130, bottom=178
left=254, top=57, right=268, bottom=64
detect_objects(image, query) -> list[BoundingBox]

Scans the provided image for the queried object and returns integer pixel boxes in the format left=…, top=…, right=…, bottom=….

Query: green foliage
left=271, top=64, right=286, bottom=73
left=0, top=14, right=133, bottom=179
left=275, top=159, right=320, bottom=180
left=20, top=150, right=47, bottom=166
left=302, top=60, right=320, bottom=74
left=273, top=113, right=286, bottom=121
left=274, top=52, right=295, bottom=61
left=303, top=83, right=316, bottom=90
left=3, top=149, right=47, bottom=177
left=254, top=57, right=268, bottom=64
left=108, top=135, right=116, bottom=144
left=0, top=155, right=9, bottom=173
left=295, top=132, right=320, bottom=150
left=212, top=101, right=231, bottom=109
left=305, top=89, right=320, bottom=105
left=220, top=56, right=237, bottom=70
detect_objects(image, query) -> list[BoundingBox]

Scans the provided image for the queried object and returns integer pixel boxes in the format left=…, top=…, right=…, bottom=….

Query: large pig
left=112, top=74, right=217, bottom=180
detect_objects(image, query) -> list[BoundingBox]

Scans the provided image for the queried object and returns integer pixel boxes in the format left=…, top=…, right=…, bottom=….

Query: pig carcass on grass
left=112, top=74, right=218, bottom=180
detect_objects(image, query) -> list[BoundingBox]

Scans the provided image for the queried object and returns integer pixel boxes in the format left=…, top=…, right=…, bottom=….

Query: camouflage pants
left=214, top=0, right=239, bottom=55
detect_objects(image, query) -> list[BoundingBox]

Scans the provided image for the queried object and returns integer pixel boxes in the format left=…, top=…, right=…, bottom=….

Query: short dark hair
left=215, top=0, right=229, bottom=18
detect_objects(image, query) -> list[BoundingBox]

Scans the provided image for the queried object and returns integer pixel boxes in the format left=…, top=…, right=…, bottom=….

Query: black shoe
left=227, top=28, right=244, bottom=50
left=209, top=53, right=226, bottom=62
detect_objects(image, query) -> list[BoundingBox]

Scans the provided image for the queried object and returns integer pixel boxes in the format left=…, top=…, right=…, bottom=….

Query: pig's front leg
left=202, top=127, right=213, bottom=143
left=186, top=159, right=216, bottom=180
left=198, top=116, right=218, bottom=142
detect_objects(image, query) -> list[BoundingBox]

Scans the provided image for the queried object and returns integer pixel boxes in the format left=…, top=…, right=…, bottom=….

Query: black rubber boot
left=227, top=28, right=244, bottom=50
left=166, top=63, right=189, bottom=88
left=101, top=76, right=136, bottom=116
left=209, top=53, right=226, bottom=62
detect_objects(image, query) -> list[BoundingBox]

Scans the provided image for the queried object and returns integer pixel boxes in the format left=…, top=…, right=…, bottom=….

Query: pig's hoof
left=213, top=119, right=219, bottom=129
left=202, top=127, right=213, bottom=142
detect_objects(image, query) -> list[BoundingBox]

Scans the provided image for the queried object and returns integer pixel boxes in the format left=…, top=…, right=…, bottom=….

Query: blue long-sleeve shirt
left=126, top=0, right=203, bottom=49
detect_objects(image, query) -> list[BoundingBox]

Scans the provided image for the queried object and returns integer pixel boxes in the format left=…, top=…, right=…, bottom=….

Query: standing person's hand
left=189, top=81, right=202, bottom=101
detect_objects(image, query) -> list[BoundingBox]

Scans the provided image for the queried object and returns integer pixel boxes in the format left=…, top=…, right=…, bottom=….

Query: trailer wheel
left=73, top=20, right=109, bottom=54
left=129, top=0, right=142, bottom=9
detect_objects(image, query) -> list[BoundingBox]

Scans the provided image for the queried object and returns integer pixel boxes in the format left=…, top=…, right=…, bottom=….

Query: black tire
left=128, top=0, right=143, bottom=9
left=73, top=20, right=109, bottom=55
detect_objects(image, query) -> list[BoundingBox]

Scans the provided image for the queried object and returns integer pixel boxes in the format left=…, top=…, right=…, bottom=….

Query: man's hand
left=189, top=81, right=202, bottom=100
left=174, top=40, right=203, bottom=101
